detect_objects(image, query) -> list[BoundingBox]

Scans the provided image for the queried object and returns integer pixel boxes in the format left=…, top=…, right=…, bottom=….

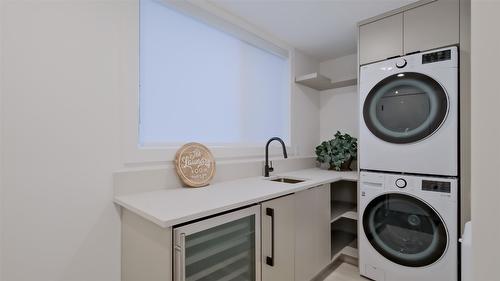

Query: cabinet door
left=314, top=184, right=331, bottom=269
left=294, top=185, right=331, bottom=281
left=261, top=195, right=295, bottom=281
left=404, top=0, right=459, bottom=54
left=359, top=13, right=403, bottom=65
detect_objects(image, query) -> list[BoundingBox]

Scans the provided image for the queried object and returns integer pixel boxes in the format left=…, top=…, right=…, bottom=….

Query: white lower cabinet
left=261, top=195, right=295, bottom=281
left=261, top=185, right=332, bottom=281
left=294, top=185, right=331, bottom=281
left=122, top=209, right=173, bottom=281
left=121, top=185, right=334, bottom=281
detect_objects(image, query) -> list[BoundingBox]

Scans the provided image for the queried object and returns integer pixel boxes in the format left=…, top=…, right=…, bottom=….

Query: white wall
left=0, top=0, right=3, bottom=279
left=471, top=1, right=500, bottom=280
left=459, top=0, right=471, bottom=233
left=1, top=1, right=128, bottom=280
left=0, top=1, right=320, bottom=281
left=293, top=51, right=321, bottom=154
left=319, top=54, right=357, bottom=83
left=319, top=54, right=358, bottom=141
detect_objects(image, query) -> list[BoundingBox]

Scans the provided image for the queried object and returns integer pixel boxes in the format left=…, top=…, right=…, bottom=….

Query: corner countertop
left=114, top=168, right=358, bottom=228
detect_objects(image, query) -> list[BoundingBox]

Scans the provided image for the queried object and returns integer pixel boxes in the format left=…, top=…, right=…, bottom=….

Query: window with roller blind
left=139, top=0, right=291, bottom=147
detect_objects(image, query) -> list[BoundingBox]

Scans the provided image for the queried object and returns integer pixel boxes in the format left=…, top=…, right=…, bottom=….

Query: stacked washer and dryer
left=358, top=47, right=459, bottom=281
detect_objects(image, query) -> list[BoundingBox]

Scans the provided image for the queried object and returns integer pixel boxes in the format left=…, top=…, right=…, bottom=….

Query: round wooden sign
left=174, top=143, right=216, bottom=187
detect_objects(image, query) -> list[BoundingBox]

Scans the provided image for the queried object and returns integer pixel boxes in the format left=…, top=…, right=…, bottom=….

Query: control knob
left=395, top=58, right=407, bottom=68
left=395, top=178, right=407, bottom=188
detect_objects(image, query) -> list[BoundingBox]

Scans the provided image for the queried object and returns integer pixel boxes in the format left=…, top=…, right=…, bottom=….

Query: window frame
left=121, top=0, right=295, bottom=164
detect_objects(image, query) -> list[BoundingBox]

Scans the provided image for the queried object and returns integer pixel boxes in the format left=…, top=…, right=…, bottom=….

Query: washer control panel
left=361, top=171, right=457, bottom=202
left=422, top=180, right=451, bottom=193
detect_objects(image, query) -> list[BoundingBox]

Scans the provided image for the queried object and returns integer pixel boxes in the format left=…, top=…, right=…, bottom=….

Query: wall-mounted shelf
left=295, top=72, right=357, bottom=91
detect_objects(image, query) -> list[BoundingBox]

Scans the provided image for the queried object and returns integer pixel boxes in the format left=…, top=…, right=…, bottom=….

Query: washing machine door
left=363, top=72, right=448, bottom=144
left=362, top=193, right=448, bottom=267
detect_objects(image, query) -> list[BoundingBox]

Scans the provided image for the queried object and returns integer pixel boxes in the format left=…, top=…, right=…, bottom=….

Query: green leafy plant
left=315, top=131, right=358, bottom=171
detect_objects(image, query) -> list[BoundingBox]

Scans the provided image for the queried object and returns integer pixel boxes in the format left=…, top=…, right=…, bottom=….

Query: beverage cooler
left=173, top=205, right=261, bottom=281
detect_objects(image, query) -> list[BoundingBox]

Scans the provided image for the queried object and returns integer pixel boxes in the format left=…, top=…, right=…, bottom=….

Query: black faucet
left=264, top=137, right=288, bottom=177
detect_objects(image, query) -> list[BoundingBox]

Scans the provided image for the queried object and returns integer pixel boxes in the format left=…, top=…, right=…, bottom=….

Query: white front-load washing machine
left=359, top=171, right=457, bottom=281
left=360, top=47, right=458, bottom=176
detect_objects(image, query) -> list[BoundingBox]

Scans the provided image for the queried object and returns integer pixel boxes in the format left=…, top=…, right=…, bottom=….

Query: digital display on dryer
left=422, top=180, right=451, bottom=193
left=422, top=50, right=451, bottom=64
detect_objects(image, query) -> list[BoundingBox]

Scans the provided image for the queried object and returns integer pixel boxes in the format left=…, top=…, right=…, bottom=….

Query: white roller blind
left=139, top=0, right=290, bottom=146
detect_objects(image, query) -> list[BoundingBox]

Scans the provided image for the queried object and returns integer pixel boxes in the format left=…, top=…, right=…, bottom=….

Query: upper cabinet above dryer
left=404, top=0, right=459, bottom=55
left=359, top=0, right=459, bottom=66
left=359, top=14, right=403, bottom=66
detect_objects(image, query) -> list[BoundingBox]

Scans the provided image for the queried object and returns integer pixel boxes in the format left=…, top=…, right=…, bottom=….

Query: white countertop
left=114, top=168, right=358, bottom=228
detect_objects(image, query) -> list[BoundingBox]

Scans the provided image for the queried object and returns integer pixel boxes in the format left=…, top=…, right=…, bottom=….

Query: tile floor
left=323, top=263, right=369, bottom=281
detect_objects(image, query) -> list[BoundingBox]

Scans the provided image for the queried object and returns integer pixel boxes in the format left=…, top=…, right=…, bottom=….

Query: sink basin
left=268, top=177, right=305, bottom=184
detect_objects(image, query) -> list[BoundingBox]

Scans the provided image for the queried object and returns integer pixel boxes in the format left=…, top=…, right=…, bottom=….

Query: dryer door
left=362, top=193, right=448, bottom=267
left=363, top=72, right=448, bottom=144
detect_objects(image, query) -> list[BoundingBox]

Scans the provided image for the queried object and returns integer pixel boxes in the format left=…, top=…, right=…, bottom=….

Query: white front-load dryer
left=359, top=47, right=458, bottom=176
left=359, top=171, right=458, bottom=281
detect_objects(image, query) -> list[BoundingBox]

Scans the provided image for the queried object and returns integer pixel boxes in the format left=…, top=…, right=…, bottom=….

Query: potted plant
left=315, top=131, right=358, bottom=171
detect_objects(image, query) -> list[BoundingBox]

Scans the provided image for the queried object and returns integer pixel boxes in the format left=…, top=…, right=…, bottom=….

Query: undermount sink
left=267, top=177, right=305, bottom=184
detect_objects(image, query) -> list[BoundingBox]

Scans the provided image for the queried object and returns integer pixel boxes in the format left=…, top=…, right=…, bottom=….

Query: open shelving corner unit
left=330, top=179, right=359, bottom=265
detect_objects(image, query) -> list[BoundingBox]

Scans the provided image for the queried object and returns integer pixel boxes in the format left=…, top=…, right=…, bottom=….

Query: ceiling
left=208, top=0, right=418, bottom=61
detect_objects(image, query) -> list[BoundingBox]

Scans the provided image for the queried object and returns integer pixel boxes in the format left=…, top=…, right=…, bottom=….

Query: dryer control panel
left=422, top=49, right=452, bottom=64
left=422, top=180, right=451, bottom=193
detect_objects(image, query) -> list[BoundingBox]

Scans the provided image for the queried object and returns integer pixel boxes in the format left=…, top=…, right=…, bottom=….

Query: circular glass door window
left=362, top=193, right=448, bottom=267
left=363, top=72, right=448, bottom=144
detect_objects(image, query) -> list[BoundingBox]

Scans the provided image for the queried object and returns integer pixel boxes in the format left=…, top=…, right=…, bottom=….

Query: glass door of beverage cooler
left=173, top=205, right=261, bottom=281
